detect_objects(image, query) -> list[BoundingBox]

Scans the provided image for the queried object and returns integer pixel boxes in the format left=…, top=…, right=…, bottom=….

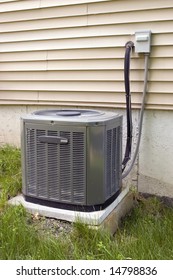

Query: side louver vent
left=105, top=126, right=121, bottom=200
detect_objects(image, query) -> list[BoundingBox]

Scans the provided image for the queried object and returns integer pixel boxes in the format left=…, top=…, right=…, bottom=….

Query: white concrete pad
left=9, top=187, right=129, bottom=226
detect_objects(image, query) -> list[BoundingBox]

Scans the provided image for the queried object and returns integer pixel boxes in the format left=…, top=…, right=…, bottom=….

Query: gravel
left=30, top=213, right=73, bottom=238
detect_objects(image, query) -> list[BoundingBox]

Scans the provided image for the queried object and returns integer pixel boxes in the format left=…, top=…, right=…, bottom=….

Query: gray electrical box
left=135, top=30, right=151, bottom=53
left=21, top=109, right=122, bottom=211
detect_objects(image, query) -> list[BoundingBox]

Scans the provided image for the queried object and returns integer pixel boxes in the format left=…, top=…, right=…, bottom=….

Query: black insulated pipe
left=122, top=41, right=134, bottom=172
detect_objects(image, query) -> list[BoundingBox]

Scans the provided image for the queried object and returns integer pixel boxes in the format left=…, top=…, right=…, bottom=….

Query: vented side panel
left=73, top=132, right=85, bottom=203
left=47, top=130, right=59, bottom=199
left=26, top=128, right=36, bottom=195
left=105, top=126, right=121, bottom=199
left=37, top=130, right=47, bottom=198
left=59, top=131, right=71, bottom=202
left=25, top=125, right=86, bottom=205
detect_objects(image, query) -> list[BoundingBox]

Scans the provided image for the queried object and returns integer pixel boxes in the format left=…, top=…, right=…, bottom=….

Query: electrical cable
left=122, top=53, right=149, bottom=179
left=122, top=41, right=134, bottom=171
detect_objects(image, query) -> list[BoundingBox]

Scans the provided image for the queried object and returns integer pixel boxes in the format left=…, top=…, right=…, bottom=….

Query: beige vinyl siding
left=0, top=0, right=173, bottom=110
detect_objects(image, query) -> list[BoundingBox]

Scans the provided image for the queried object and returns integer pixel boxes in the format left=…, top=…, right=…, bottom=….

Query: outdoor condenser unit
left=21, top=109, right=122, bottom=211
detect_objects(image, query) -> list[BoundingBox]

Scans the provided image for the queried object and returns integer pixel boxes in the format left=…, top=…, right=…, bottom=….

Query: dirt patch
left=30, top=213, right=73, bottom=238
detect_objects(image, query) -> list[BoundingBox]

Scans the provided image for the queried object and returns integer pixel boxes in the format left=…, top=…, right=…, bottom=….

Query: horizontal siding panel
left=1, top=10, right=173, bottom=32
left=0, top=58, right=145, bottom=71
left=88, top=0, right=173, bottom=14
left=1, top=18, right=173, bottom=35
left=150, top=58, right=173, bottom=69
left=40, top=0, right=107, bottom=8
left=1, top=80, right=173, bottom=94
left=0, top=70, right=123, bottom=81
left=0, top=0, right=39, bottom=13
left=47, top=47, right=123, bottom=60
left=0, top=0, right=40, bottom=13
left=0, top=36, right=130, bottom=52
left=0, top=100, right=40, bottom=105
left=0, top=33, right=173, bottom=53
left=152, top=33, right=173, bottom=46
left=0, top=26, right=130, bottom=43
left=2, top=69, right=172, bottom=82
left=149, top=70, right=173, bottom=81
left=88, top=8, right=173, bottom=26
left=40, top=0, right=108, bottom=8
left=1, top=91, right=173, bottom=110
left=0, top=90, right=38, bottom=101
left=0, top=16, right=88, bottom=33
left=0, top=92, right=122, bottom=109
left=0, top=46, right=172, bottom=62
left=0, top=70, right=143, bottom=81
left=0, top=0, right=106, bottom=14
left=0, top=80, right=142, bottom=92
left=38, top=92, right=173, bottom=107
left=38, top=92, right=143, bottom=104
left=0, top=4, right=88, bottom=23
left=0, top=48, right=123, bottom=62
left=1, top=57, right=172, bottom=72
left=148, top=82, right=173, bottom=94
left=0, top=50, right=47, bottom=61
left=147, top=93, right=173, bottom=105
left=0, top=61, right=47, bottom=71
left=1, top=101, right=172, bottom=110
left=1, top=83, right=172, bottom=96
left=1, top=69, right=171, bottom=82
left=47, top=58, right=141, bottom=71
left=151, top=46, right=173, bottom=58
left=1, top=21, right=173, bottom=44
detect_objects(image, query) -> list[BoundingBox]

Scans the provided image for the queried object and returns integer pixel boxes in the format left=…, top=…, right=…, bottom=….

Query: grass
left=0, top=145, right=21, bottom=208
left=0, top=145, right=173, bottom=260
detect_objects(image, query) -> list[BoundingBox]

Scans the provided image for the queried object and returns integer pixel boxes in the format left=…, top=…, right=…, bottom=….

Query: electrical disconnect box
left=135, top=30, right=151, bottom=53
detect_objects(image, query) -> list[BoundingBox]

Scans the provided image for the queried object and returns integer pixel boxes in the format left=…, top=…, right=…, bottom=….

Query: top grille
left=33, top=109, right=104, bottom=117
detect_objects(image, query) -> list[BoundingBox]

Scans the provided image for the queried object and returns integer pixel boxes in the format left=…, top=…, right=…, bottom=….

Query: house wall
left=0, top=0, right=173, bottom=198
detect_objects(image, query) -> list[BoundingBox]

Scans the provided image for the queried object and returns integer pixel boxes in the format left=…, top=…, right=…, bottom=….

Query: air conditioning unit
left=21, top=109, right=122, bottom=211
